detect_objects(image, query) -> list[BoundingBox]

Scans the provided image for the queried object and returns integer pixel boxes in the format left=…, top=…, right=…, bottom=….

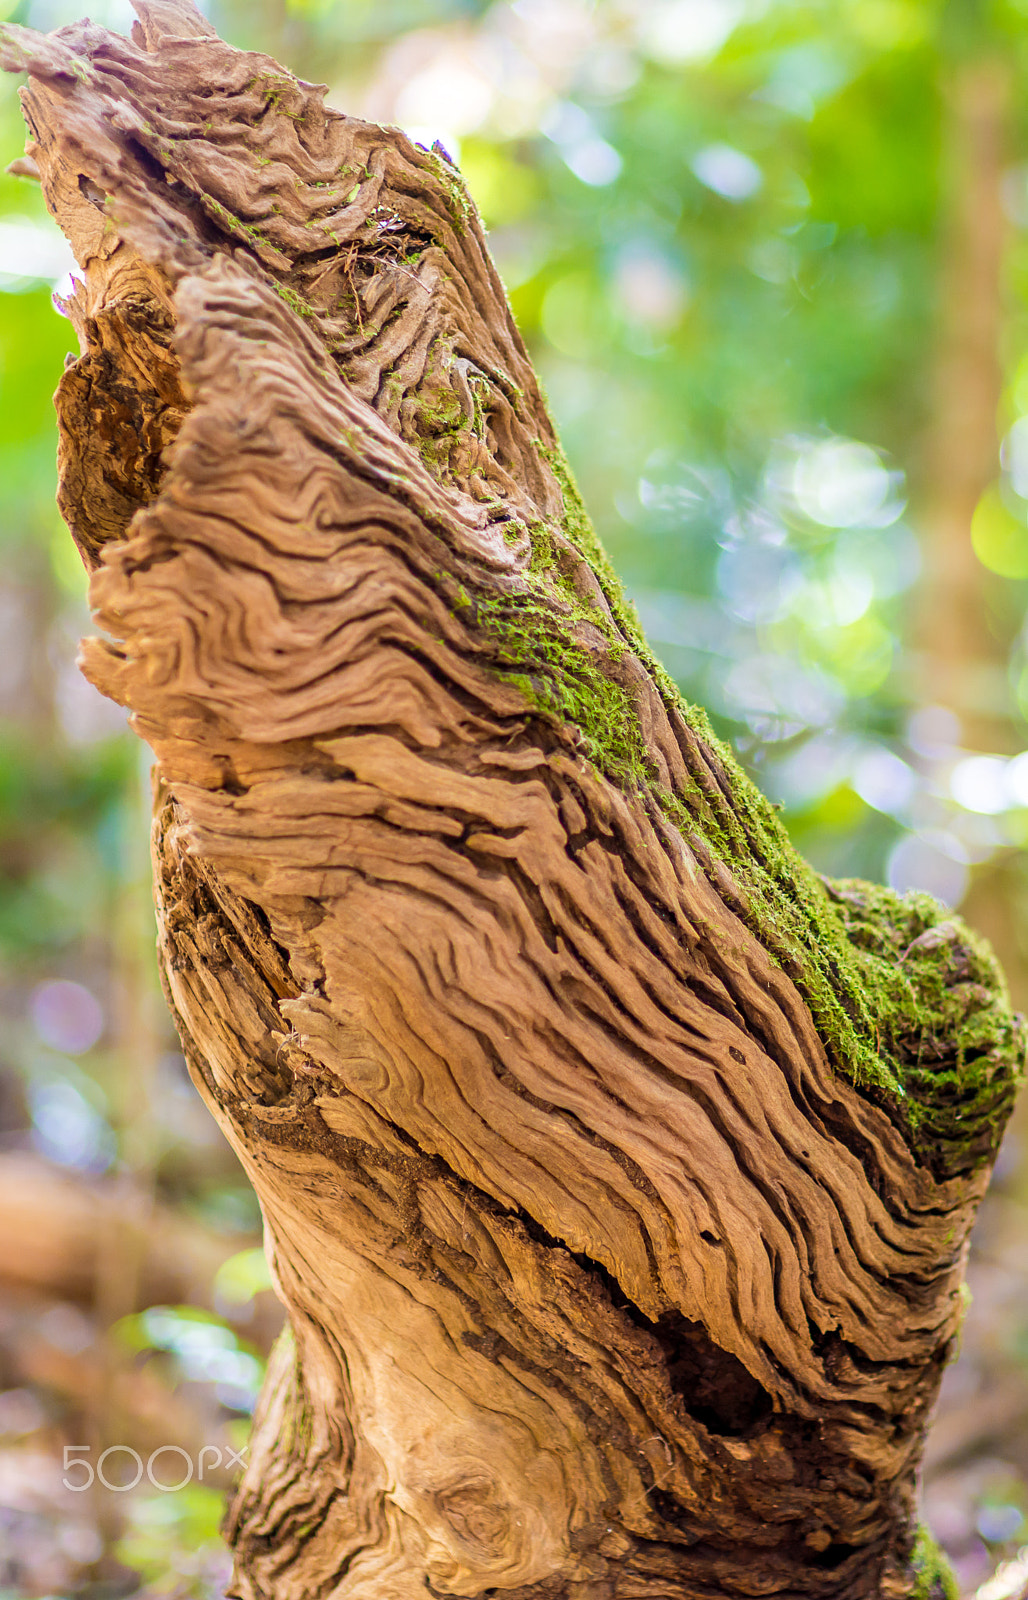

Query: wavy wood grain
left=3, top=4, right=1022, bottom=1595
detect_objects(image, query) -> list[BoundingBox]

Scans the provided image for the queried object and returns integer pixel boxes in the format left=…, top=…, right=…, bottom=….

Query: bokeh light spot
left=971, top=486, right=1028, bottom=578
left=887, top=832, right=969, bottom=907
left=637, top=0, right=746, bottom=65
left=1005, top=749, right=1028, bottom=806
left=540, top=270, right=601, bottom=357
left=790, top=439, right=897, bottom=528
left=950, top=756, right=1010, bottom=815
left=1001, top=415, right=1028, bottom=499
left=851, top=747, right=915, bottom=815
left=0, top=215, right=75, bottom=292
left=613, top=245, right=688, bottom=330
left=396, top=51, right=494, bottom=137
left=29, top=1078, right=114, bottom=1172
left=906, top=705, right=961, bottom=757
left=692, top=143, right=763, bottom=201
left=29, top=979, right=104, bottom=1054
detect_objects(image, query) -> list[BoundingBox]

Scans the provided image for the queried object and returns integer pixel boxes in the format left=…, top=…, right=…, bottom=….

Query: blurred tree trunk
left=0, top=1151, right=241, bottom=1305
left=916, top=56, right=1011, bottom=756
left=915, top=49, right=1028, bottom=1013
left=3, top=4, right=1023, bottom=1597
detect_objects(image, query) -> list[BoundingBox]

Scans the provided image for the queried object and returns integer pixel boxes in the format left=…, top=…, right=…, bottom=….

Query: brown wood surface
left=1, top=4, right=1021, bottom=1595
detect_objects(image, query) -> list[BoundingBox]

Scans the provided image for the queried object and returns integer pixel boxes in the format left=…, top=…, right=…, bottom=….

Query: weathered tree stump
left=3, top=4, right=1022, bottom=1594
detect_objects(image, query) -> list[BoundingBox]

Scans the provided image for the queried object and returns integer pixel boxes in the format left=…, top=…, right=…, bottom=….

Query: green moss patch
left=486, top=440, right=1023, bottom=1171
left=909, top=1525, right=959, bottom=1600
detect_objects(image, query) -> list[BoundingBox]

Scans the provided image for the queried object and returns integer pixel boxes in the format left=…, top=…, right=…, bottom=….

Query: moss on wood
left=909, top=1525, right=960, bottom=1600
left=490, top=440, right=1024, bottom=1166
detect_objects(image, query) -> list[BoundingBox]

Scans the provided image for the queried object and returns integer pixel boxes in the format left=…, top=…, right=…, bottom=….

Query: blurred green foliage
left=115, top=1485, right=226, bottom=1597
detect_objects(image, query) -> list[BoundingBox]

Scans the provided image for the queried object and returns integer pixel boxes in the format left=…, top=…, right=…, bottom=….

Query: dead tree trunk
left=3, top=4, right=1022, bottom=1595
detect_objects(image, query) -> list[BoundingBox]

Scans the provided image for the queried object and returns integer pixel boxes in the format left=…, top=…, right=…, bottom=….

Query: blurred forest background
left=1, top=0, right=1028, bottom=1594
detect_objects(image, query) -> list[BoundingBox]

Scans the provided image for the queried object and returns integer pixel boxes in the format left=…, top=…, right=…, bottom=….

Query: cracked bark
left=2, top=4, right=1023, bottom=1595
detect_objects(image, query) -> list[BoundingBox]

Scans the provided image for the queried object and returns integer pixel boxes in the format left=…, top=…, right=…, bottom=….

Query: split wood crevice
left=3, top=4, right=1022, bottom=1595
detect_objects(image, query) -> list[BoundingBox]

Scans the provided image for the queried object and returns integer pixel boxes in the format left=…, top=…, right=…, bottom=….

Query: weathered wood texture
left=3, top=4, right=1022, bottom=1595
